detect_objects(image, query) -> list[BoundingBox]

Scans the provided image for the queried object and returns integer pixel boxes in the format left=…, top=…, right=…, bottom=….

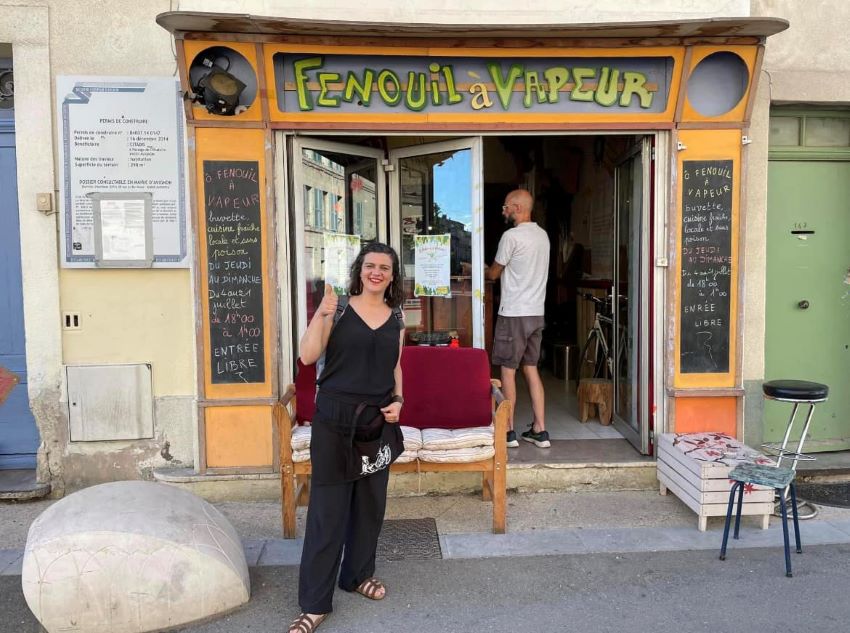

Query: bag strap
left=391, top=305, right=404, bottom=327
left=317, top=295, right=349, bottom=381
left=333, top=295, right=350, bottom=326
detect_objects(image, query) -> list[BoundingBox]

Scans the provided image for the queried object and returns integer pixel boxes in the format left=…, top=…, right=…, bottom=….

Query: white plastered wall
left=48, top=0, right=197, bottom=488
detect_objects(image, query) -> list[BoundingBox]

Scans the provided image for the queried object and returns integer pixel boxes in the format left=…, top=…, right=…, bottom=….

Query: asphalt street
left=4, top=544, right=850, bottom=633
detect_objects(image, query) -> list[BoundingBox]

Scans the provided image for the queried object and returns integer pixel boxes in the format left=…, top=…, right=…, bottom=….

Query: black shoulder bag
left=343, top=399, right=405, bottom=479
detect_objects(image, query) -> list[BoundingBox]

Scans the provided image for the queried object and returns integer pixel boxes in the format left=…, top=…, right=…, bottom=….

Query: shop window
left=769, top=117, right=800, bottom=146
left=314, top=188, right=324, bottom=229
left=330, top=194, right=341, bottom=232
left=304, top=186, right=313, bottom=227
left=354, top=201, right=364, bottom=235
left=687, top=52, right=749, bottom=117
left=769, top=113, right=850, bottom=149
left=804, top=117, right=850, bottom=147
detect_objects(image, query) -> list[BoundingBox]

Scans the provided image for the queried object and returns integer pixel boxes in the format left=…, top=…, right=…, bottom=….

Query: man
left=486, top=188, right=550, bottom=448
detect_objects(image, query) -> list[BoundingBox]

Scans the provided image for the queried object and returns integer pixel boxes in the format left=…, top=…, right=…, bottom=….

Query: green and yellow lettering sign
left=275, top=53, right=673, bottom=116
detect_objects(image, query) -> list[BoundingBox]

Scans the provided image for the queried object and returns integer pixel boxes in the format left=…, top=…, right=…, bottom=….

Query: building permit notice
left=57, top=76, right=189, bottom=267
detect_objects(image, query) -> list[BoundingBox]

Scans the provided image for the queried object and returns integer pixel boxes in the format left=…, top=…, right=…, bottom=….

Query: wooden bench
left=277, top=346, right=510, bottom=538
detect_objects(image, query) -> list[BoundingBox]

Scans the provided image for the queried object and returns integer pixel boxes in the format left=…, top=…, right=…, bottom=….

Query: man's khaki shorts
left=491, top=315, right=545, bottom=369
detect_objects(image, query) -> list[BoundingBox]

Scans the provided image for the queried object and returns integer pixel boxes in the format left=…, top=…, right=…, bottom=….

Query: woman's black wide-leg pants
left=298, top=467, right=390, bottom=614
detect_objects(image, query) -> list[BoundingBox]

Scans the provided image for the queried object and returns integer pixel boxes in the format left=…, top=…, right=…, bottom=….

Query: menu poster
left=679, top=160, right=733, bottom=374
left=323, top=233, right=360, bottom=295
left=58, top=76, right=188, bottom=267
left=414, top=234, right=451, bottom=297
left=204, top=160, right=265, bottom=385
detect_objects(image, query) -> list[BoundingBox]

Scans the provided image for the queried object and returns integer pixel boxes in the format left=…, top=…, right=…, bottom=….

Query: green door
left=765, top=160, right=850, bottom=451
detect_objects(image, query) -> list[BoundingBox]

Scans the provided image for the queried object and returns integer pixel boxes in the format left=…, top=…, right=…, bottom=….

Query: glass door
left=612, top=138, right=652, bottom=453
left=388, top=138, right=483, bottom=348
left=291, top=137, right=386, bottom=342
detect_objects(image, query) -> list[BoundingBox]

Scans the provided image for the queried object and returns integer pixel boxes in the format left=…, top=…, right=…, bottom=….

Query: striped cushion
left=292, top=448, right=310, bottom=463
left=291, top=425, right=312, bottom=451
left=395, top=449, right=418, bottom=464
left=421, top=426, right=494, bottom=451
left=418, top=446, right=495, bottom=463
left=290, top=425, right=422, bottom=452
left=400, top=426, right=423, bottom=451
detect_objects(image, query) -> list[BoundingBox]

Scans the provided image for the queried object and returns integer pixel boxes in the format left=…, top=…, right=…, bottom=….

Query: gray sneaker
left=506, top=430, right=519, bottom=448
left=521, top=427, right=551, bottom=448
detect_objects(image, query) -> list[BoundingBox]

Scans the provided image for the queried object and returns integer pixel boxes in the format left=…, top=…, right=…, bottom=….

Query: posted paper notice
left=414, top=234, right=451, bottom=297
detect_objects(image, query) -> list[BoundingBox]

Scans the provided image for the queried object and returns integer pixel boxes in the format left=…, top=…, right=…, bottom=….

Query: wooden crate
left=657, top=433, right=774, bottom=532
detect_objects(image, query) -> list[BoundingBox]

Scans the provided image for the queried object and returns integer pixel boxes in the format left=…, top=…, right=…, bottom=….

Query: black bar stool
left=719, top=379, right=829, bottom=577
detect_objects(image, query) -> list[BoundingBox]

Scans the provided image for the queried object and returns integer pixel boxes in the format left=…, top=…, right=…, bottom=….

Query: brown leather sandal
left=287, top=613, right=327, bottom=633
left=355, top=577, right=386, bottom=600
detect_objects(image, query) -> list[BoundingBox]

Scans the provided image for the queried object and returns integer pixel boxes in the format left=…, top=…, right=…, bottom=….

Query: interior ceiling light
left=188, top=56, right=246, bottom=116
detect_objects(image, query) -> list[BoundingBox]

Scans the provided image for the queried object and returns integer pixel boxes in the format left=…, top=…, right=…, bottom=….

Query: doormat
left=376, top=518, right=442, bottom=561
left=796, top=483, right=850, bottom=509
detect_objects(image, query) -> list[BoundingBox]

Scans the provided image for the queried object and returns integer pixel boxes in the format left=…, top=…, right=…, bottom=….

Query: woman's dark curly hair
left=348, top=242, right=403, bottom=308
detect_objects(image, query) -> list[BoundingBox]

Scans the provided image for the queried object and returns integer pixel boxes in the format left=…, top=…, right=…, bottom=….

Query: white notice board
left=57, top=76, right=189, bottom=267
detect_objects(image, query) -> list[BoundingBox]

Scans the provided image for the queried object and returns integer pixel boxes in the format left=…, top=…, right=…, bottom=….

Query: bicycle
left=578, top=293, right=614, bottom=381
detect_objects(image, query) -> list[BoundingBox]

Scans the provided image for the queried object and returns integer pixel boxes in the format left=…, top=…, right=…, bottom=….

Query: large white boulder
left=21, top=481, right=250, bottom=633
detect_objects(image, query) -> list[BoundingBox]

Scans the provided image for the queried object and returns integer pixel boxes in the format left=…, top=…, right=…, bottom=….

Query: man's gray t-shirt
left=494, top=222, right=550, bottom=317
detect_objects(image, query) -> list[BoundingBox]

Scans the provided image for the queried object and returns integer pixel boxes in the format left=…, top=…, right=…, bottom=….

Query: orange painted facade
left=175, top=29, right=770, bottom=469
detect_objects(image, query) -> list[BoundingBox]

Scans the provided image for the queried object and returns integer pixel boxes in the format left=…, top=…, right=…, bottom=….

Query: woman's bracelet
left=391, top=394, right=404, bottom=405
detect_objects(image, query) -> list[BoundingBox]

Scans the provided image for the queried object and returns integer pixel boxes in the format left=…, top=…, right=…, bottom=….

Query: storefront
left=153, top=13, right=787, bottom=475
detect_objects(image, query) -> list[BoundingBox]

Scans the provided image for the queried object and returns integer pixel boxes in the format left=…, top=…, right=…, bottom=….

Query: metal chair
left=719, top=380, right=829, bottom=577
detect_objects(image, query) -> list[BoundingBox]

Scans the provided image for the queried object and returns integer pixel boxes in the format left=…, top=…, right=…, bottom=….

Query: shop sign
left=274, top=54, right=673, bottom=116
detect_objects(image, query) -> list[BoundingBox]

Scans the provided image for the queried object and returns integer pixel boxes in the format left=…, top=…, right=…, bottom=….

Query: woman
left=288, top=242, right=405, bottom=633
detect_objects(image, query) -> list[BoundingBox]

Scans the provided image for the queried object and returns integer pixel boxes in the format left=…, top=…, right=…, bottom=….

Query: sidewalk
left=4, top=488, right=850, bottom=577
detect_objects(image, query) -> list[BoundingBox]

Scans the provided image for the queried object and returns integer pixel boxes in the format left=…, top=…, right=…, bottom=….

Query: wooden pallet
left=657, top=433, right=774, bottom=531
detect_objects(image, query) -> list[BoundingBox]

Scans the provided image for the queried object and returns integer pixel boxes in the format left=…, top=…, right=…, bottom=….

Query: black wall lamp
left=187, top=55, right=246, bottom=116
left=0, top=69, right=13, bottom=109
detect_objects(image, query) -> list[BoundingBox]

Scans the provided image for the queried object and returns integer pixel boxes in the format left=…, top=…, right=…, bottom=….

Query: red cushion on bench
left=294, top=347, right=492, bottom=429
left=399, top=347, right=492, bottom=429
left=295, top=360, right=316, bottom=425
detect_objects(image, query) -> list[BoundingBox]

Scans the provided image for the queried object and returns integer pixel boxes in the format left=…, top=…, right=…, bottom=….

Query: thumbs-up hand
left=318, top=283, right=339, bottom=318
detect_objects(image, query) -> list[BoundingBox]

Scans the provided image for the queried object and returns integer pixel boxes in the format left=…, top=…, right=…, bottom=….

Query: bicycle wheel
left=578, top=331, right=607, bottom=381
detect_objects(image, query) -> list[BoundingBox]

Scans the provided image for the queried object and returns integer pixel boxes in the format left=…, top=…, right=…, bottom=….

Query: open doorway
left=481, top=135, right=652, bottom=457
left=285, top=132, right=653, bottom=458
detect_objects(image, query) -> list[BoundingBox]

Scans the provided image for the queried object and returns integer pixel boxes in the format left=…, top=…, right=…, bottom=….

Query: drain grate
left=377, top=518, right=442, bottom=561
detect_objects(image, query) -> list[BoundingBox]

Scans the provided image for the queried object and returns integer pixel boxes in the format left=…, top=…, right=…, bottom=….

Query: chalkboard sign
left=203, top=160, right=265, bottom=384
left=679, top=160, right=733, bottom=374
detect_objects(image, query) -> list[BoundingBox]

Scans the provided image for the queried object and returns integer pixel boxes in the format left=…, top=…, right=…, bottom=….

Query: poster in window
left=323, top=233, right=360, bottom=295
left=414, top=234, right=451, bottom=297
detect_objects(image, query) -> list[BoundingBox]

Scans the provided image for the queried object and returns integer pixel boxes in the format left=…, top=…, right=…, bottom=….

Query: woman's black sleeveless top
left=318, top=305, right=401, bottom=398
left=311, top=304, right=402, bottom=484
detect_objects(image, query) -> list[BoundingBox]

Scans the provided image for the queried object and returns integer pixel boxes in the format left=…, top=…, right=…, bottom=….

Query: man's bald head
left=502, top=188, right=534, bottom=225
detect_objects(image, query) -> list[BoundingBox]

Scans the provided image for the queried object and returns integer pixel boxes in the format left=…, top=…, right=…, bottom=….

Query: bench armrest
left=277, top=385, right=297, bottom=464
left=279, top=383, right=296, bottom=408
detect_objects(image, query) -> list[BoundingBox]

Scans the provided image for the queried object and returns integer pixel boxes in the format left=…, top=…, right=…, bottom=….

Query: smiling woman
left=292, top=241, right=406, bottom=633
